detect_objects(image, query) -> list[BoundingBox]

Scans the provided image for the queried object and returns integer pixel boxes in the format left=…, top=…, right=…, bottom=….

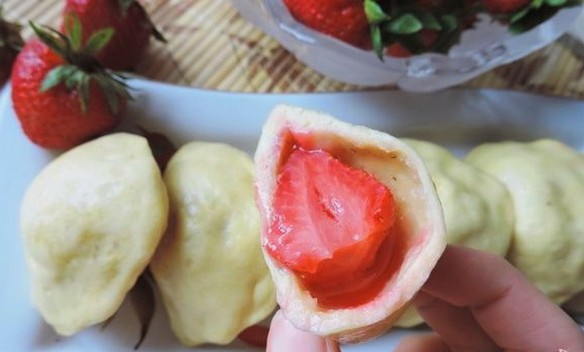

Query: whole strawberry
left=11, top=19, right=131, bottom=149
left=63, top=0, right=164, bottom=71
left=283, top=0, right=371, bottom=48
left=0, top=7, right=23, bottom=84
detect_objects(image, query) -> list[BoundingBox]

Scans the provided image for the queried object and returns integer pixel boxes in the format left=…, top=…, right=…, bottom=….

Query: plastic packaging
left=232, top=0, right=583, bottom=91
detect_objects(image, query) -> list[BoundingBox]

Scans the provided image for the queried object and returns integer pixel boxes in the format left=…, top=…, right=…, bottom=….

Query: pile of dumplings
left=20, top=133, right=276, bottom=345
left=20, top=129, right=584, bottom=345
left=398, top=138, right=584, bottom=327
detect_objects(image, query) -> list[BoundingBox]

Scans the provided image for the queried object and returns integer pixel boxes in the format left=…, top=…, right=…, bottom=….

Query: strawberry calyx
left=118, top=0, right=166, bottom=43
left=364, top=0, right=582, bottom=59
left=30, top=17, right=131, bottom=114
left=365, top=0, right=478, bottom=59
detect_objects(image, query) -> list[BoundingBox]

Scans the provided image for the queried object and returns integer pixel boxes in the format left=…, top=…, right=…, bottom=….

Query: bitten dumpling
left=395, top=139, right=514, bottom=327
left=466, top=139, right=584, bottom=304
left=150, top=142, right=276, bottom=346
left=254, top=105, right=446, bottom=343
left=20, top=133, right=168, bottom=336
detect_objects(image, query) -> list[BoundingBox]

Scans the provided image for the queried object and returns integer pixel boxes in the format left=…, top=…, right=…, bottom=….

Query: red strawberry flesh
left=266, top=146, right=401, bottom=308
left=283, top=0, right=371, bottom=48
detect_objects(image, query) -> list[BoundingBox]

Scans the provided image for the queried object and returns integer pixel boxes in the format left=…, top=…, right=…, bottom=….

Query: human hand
left=266, top=245, right=584, bottom=352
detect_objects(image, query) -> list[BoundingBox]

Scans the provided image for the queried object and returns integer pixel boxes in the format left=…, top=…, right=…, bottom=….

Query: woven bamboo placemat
left=4, top=0, right=584, bottom=98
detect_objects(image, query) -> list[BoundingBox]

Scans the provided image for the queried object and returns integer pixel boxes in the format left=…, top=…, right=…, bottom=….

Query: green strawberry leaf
left=40, top=65, right=76, bottom=92
left=370, top=24, right=384, bottom=60
left=386, top=13, right=423, bottom=35
left=510, top=6, right=532, bottom=23
left=84, top=28, right=114, bottom=55
left=30, top=22, right=68, bottom=58
left=531, top=0, right=545, bottom=8
left=544, top=0, right=567, bottom=6
left=364, top=0, right=391, bottom=24
left=439, top=14, right=458, bottom=32
left=64, top=14, right=83, bottom=51
left=78, top=72, right=90, bottom=113
left=416, top=12, right=442, bottom=31
left=95, top=74, right=121, bottom=114
left=32, top=21, right=132, bottom=114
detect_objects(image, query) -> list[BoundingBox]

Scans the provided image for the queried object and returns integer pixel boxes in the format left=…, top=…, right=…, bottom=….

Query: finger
left=266, top=310, right=340, bottom=352
left=395, top=333, right=450, bottom=352
left=413, top=291, right=498, bottom=351
left=422, top=245, right=584, bottom=351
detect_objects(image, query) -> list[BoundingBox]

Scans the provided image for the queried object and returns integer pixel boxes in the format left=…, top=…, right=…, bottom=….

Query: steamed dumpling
left=466, top=140, right=584, bottom=304
left=20, top=133, right=168, bottom=336
left=150, top=142, right=276, bottom=346
left=396, top=139, right=514, bottom=327
left=254, top=105, right=446, bottom=343
left=404, top=139, right=513, bottom=255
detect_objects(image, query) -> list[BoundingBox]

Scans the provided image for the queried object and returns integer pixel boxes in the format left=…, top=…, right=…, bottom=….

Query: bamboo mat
left=4, top=0, right=584, bottom=98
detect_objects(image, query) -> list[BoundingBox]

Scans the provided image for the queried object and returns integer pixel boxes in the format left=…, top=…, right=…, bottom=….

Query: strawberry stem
left=364, top=0, right=583, bottom=59
left=30, top=20, right=132, bottom=115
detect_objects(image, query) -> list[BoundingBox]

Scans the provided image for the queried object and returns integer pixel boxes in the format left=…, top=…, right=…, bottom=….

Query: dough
left=150, top=142, right=276, bottom=346
left=21, top=133, right=168, bottom=335
left=467, top=139, right=584, bottom=304
left=396, top=139, right=514, bottom=327
left=254, top=105, right=446, bottom=343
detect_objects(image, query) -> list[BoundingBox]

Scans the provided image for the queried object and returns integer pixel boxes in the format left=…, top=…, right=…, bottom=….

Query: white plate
left=1, top=79, right=583, bottom=352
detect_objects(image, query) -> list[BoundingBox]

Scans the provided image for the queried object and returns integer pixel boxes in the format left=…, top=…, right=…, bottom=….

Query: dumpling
left=466, top=139, right=584, bottom=304
left=395, top=139, right=514, bottom=327
left=254, top=105, right=446, bottom=343
left=20, top=133, right=168, bottom=336
left=150, top=142, right=276, bottom=346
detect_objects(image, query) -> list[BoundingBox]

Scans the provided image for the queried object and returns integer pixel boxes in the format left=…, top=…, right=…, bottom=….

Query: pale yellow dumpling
left=403, top=139, right=513, bottom=255
left=467, top=139, right=584, bottom=304
left=20, top=133, right=168, bottom=336
left=150, top=142, right=276, bottom=346
left=396, top=139, right=514, bottom=327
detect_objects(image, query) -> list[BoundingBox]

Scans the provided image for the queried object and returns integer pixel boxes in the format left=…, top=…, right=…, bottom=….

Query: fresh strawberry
left=283, top=0, right=371, bottom=48
left=482, top=0, right=530, bottom=14
left=62, top=0, right=165, bottom=71
left=266, top=148, right=396, bottom=306
left=0, top=7, right=23, bottom=84
left=11, top=20, right=131, bottom=149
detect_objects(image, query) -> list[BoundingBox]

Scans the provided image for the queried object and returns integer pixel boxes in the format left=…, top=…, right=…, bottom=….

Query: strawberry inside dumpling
left=267, top=148, right=402, bottom=308
left=255, top=105, right=446, bottom=343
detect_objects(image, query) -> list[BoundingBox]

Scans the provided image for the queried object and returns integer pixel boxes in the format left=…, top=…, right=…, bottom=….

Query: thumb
left=267, top=310, right=340, bottom=352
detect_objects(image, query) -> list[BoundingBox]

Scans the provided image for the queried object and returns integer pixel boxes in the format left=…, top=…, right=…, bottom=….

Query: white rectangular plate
left=1, top=79, right=583, bottom=352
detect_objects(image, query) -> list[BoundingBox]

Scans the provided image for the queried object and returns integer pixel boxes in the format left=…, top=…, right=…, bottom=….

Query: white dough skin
left=254, top=105, right=446, bottom=343
left=396, top=139, right=514, bottom=327
left=467, top=140, right=584, bottom=304
left=150, top=142, right=276, bottom=347
left=20, top=133, right=169, bottom=336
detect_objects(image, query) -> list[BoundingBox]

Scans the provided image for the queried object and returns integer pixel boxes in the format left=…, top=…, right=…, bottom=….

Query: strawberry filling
left=266, top=145, right=403, bottom=308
